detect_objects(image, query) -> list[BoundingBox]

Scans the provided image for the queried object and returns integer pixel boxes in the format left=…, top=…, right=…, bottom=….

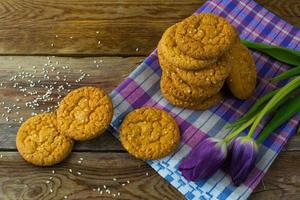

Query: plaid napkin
left=109, top=0, right=300, bottom=199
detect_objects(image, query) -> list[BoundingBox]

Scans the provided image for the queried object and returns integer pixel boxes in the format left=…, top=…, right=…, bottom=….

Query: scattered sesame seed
left=51, top=43, right=54, bottom=47
left=112, top=194, right=116, bottom=197
left=121, top=183, right=126, bottom=187
left=46, top=180, right=50, bottom=184
left=52, top=170, right=55, bottom=174
left=103, top=185, right=107, bottom=189
left=113, top=178, right=117, bottom=181
left=146, top=172, right=149, bottom=176
left=92, top=188, right=96, bottom=192
left=77, top=171, right=82, bottom=175
left=64, top=196, right=68, bottom=199
left=50, top=188, right=53, bottom=193
left=127, top=180, right=130, bottom=184
left=96, top=31, right=100, bottom=34
left=117, top=192, right=121, bottom=196
left=0, top=154, right=3, bottom=158
left=135, top=48, right=139, bottom=52
left=49, top=177, right=53, bottom=180
left=79, top=157, right=83, bottom=161
left=70, top=36, right=73, bottom=39
left=69, top=169, right=73, bottom=173
left=77, top=160, right=82, bottom=164
left=55, top=35, right=58, bottom=38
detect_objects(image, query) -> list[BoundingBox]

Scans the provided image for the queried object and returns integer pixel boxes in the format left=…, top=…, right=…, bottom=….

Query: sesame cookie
left=159, top=50, right=231, bottom=87
left=119, top=107, right=180, bottom=160
left=161, top=83, right=223, bottom=110
left=16, top=113, right=73, bottom=166
left=158, top=24, right=217, bottom=71
left=168, top=71, right=224, bottom=100
left=57, top=86, right=113, bottom=141
left=226, top=42, right=257, bottom=99
left=160, top=73, right=207, bottom=102
left=175, top=13, right=238, bottom=59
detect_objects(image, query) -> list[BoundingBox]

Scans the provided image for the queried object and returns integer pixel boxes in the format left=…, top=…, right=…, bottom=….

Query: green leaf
left=247, top=76, right=300, bottom=140
left=272, top=66, right=300, bottom=82
left=241, top=39, right=300, bottom=66
left=257, top=94, right=300, bottom=143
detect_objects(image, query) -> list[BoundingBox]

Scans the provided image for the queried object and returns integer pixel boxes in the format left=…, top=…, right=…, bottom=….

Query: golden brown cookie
left=159, top=50, right=231, bottom=87
left=57, top=86, right=113, bottom=141
left=119, top=107, right=180, bottom=160
left=167, top=71, right=223, bottom=99
left=226, top=42, right=257, bottom=99
left=16, top=113, right=73, bottom=166
left=161, top=82, right=223, bottom=110
left=175, top=13, right=238, bottom=59
left=160, top=73, right=207, bottom=102
left=158, top=24, right=217, bottom=71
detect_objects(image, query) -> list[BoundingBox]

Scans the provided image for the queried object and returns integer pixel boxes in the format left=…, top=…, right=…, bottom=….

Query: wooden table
left=0, top=1, right=299, bottom=199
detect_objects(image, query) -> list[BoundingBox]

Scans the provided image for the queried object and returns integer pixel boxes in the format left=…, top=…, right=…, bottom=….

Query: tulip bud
left=225, top=136, right=258, bottom=185
left=179, top=137, right=227, bottom=181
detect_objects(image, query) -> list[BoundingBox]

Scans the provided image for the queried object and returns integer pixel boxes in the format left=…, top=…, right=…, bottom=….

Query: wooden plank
left=0, top=56, right=299, bottom=151
left=250, top=151, right=300, bottom=200
left=0, top=151, right=299, bottom=199
left=0, top=152, right=185, bottom=200
left=0, top=0, right=203, bottom=55
left=0, top=0, right=299, bottom=55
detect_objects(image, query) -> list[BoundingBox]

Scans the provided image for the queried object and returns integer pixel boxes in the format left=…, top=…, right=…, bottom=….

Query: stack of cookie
left=158, top=13, right=255, bottom=110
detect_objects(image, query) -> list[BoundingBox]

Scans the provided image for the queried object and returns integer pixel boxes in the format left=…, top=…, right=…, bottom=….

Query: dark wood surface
left=0, top=1, right=299, bottom=199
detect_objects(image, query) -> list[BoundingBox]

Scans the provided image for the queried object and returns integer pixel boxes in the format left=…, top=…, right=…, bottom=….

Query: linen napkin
left=109, top=0, right=300, bottom=199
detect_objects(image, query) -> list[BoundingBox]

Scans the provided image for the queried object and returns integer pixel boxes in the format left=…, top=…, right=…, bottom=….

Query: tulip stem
left=247, top=76, right=300, bottom=138
left=224, top=115, right=257, bottom=142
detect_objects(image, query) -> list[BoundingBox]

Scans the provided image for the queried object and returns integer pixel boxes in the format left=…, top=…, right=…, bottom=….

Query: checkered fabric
left=109, top=0, right=300, bottom=199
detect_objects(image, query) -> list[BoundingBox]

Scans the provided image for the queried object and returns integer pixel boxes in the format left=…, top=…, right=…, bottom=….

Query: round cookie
left=119, top=107, right=180, bottom=160
left=158, top=24, right=217, bottom=71
left=168, top=71, right=224, bottom=99
left=159, top=50, right=231, bottom=87
left=175, top=13, right=238, bottom=59
left=57, top=86, right=113, bottom=141
left=160, top=73, right=207, bottom=102
left=16, top=113, right=73, bottom=166
left=161, top=83, right=223, bottom=110
left=226, top=42, right=257, bottom=99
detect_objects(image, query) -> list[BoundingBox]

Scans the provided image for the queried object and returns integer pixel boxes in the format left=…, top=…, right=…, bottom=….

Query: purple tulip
left=226, top=136, right=258, bottom=185
left=179, top=137, right=227, bottom=181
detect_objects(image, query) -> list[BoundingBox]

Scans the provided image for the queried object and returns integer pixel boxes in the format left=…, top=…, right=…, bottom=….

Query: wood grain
left=0, top=152, right=185, bottom=200
left=0, top=0, right=299, bottom=55
left=250, top=152, right=300, bottom=200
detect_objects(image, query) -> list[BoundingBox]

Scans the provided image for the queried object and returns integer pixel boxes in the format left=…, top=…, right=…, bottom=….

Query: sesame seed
left=79, top=157, right=83, bottom=161
left=117, top=192, right=121, bottom=196
left=55, top=35, right=58, bottom=38
left=49, top=177, right=53, bottom=180
left=50, top=188, right=53, bottom=193
left=96, top=31, right=100, bottom=34
left=113, top=178, right=117, bottom=181
left=146, top=172, right=149, bottom=176
left=69, top=169, right=73, bottom=173
left=70, top=36, right=73, bottom=39
left=103, top=185, right=106, bottom=189
left=135, top=48, right=139, bottom=52
left=112, top=194, right=116, bottom=197
left=64, top=196, right=68, bottom=199
left=0, top=154, right=3, bottom=158
left=92, top=188, right=96, bottom=192
left=77, top=160, right=82, bottom=164
left=52, top=170, right=55, bottom=174
left=51, top=43, right=54, bottom=47
left=77, top=171, right=82, bottom=175
left=121, top=183, right=126, bottom=186
left=46, top=180, right=50, bottom=184
left=127, top=180, right=130, bottom=184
